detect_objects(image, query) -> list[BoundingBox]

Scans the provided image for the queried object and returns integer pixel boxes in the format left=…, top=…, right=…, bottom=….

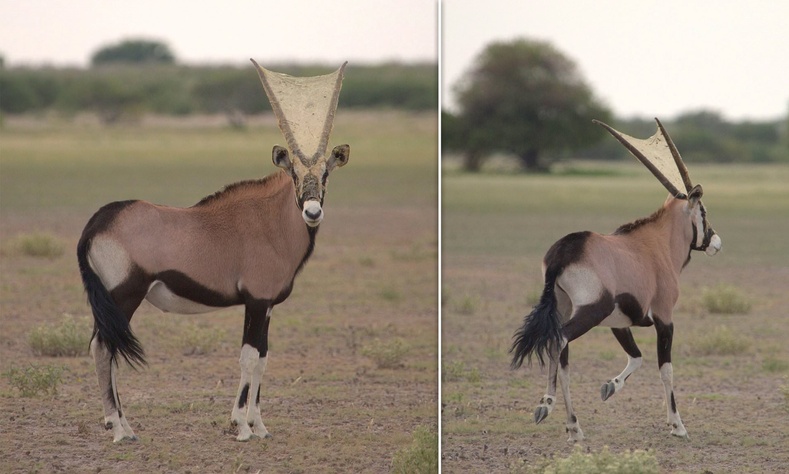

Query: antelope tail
left=77, top=235, right=146, bottom=368
left=510, top=266, right=564, bottom=369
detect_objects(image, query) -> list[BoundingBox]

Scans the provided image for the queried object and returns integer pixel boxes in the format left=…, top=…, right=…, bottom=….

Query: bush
left=391, top=425, right=438, bottom=474
left=701, top=284, right=752, bottom=314
left=362, top=338, right=409, bottom=369
left=442, top=360, right=481, bottom=383
left=3, top=232, right=64, bottom=258
left=521, top=445, right=659, bottom=474
left=4, top=365, right=64, bottom=397
left=178, top=323, right=224, bottom=356
left=28, top=314, right=92, bottom=357
left=694, top=326, right=750, bottom=356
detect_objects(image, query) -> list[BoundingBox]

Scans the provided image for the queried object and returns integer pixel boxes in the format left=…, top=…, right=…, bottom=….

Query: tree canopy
left=445, top=38, right=612, bottom=171
left=91, top=39, right=176, bottom=66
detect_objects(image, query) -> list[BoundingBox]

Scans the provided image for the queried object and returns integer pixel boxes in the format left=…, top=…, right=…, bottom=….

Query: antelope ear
left=687, top=184, right=703, bottom=207
left=272, top=145, right=291, bottom=170
left=327, top=144, right=350, bottom=171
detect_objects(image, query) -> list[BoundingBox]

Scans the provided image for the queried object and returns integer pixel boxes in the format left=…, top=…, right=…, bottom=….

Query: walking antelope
left=510, top=119, right=721, bottom=441
left=78, top=60, right=349, bottom=442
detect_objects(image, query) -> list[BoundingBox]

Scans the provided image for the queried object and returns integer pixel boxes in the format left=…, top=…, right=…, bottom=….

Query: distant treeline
left=0, top=62, right=437, bottom=122
left=577, top=112, right=788, bottom=164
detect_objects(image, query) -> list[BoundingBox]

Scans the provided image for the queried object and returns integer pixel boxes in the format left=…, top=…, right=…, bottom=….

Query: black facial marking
left=238, top=384, right=250, bottom=409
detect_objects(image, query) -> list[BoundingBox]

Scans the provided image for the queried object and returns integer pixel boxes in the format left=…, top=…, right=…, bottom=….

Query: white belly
left=145, top=281, right=222, bottom=314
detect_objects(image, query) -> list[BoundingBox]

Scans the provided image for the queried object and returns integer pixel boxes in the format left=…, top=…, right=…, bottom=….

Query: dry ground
left=0, top=111, right=438, bottom=473
left=441, top=162, right=789, bottom=473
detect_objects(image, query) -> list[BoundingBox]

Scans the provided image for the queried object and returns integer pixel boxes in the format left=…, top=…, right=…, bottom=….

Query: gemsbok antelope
left=510, top=118, right=722, bottom=441
left=78, top=60, right=350, bottom=442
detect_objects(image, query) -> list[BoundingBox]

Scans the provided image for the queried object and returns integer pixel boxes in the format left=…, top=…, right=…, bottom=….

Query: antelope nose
left=305, top=208, right=321, bottom=220
left=302, top=201, right=324, bottom=227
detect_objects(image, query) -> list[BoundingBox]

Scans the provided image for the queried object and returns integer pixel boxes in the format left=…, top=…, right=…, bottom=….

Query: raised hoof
left=601, top=381, right=616, bottom=401
left=534, top=406, right=550, bottom=424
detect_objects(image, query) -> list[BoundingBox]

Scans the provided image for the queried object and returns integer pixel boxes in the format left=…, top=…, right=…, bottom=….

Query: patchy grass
left=2, top=232, right=65, bottom=258
left=693, top=325, right=750, bottom=356
left=453, top=295, right=478, bottom=315
left=362, top=338, right=410, bottom=369
left=391, top=425, right=438, bottom=474
left=763, top=357, right=789, bottom=373
left=28, top=314, right=92, bottom=357
left=4, top=365, right=64, bottom=397
left=701, top=284, right=752, bottom=314
left=518, top=446, right=660, bottom=474
left=177, top=322, right=225, bottom=356
left=442, top=360, right=481, bottom=383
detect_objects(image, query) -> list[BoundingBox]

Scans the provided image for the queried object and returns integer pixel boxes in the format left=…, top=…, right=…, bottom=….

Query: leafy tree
left=91, top=39, right=176, bottom=66
left=448, top=38, right=611, bottom=171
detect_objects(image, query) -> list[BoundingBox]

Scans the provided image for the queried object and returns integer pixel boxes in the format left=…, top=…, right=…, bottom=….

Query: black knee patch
left=670, top=392, right=677, bottom=413
left=238, top=383, right=250, bottom=409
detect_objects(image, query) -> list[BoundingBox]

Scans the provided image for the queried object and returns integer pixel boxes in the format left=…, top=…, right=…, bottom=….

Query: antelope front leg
left=601, top=328, right=643, bottom=401
left=231, top=344, right=259, bottom=441
left=655, top=319, right=687, bottom=438
left=245, top=355, right=271, bottom=438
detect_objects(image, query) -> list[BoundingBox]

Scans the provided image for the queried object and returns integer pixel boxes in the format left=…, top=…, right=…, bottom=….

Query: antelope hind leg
left=91, top=338, right=137, bottom=442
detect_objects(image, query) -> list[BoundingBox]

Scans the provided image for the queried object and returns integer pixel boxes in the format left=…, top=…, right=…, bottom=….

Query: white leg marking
left=660, top=363, right=687, bottom=437
left=231, top=344, right=259, bottom=441
left=558, top=364, right=584, bottom=442
left=110, top=363, right=137, bottom=442
left=246, top=356, right=270, bottom=438
left=92, top=338, right=136, bottom=442
left=603, top=356, right=642, bottom=400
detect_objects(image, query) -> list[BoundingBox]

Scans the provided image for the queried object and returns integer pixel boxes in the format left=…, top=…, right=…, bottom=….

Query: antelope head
left=252, top=59, right=350, bottom=227
left=593, top=118, right=722, bottom=256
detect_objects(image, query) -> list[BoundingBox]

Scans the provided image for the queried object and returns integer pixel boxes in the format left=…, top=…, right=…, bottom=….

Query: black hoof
left=601, top=381, right=616, bottom=401
left=263, top=433, right=273, bottom=439
left=534, top=406, right=549, bottom=424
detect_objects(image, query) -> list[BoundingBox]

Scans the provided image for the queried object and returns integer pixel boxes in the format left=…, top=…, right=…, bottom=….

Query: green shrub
left=701, top=284, right=752, bottom=314
left=4, top=365, right=64, bottom=397
left=442, top=360, right=481, bottom=383
left=362, top=338, right=409, bottom=369
left=454, top=295, right=478, bottom=315
left=3, top=232, right=64, bottom=258
left=391, top=425, right=438, bottom=474
left=521, top=445, right=659, bottom=474
left=763, top=357, right=789, bottom=373
left=28, top=314, right=92, bottom=357
left=178, top=323, right=224, bottom=356
left=694, top=326, right=750, bottom=356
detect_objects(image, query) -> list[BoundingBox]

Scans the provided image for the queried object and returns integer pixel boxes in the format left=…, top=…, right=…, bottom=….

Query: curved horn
left=655, top=117, right=692, bottom=193
left=592, top=119, right=687, bottom=198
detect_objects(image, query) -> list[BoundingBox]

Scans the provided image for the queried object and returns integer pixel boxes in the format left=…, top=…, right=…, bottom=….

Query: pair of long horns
left=593, top=118, right=693, bottom=199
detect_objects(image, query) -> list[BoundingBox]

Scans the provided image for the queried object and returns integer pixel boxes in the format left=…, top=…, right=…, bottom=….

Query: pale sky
left=0, top=0, right=437, bottom=66
left=2, top=1, right=787, bottom=121
left=443, top=1, right=789, bottom=121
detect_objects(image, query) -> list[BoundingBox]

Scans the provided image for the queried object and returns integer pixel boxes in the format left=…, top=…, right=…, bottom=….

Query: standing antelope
left=78, top=60, right=349, bottom=442
left=510, top=119, right=722, bottom=441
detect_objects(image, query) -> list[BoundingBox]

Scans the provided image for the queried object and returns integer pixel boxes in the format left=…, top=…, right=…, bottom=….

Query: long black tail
left=77, top=234, right=146, bottom=368
left=510, top=268, right=564, bottom=369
